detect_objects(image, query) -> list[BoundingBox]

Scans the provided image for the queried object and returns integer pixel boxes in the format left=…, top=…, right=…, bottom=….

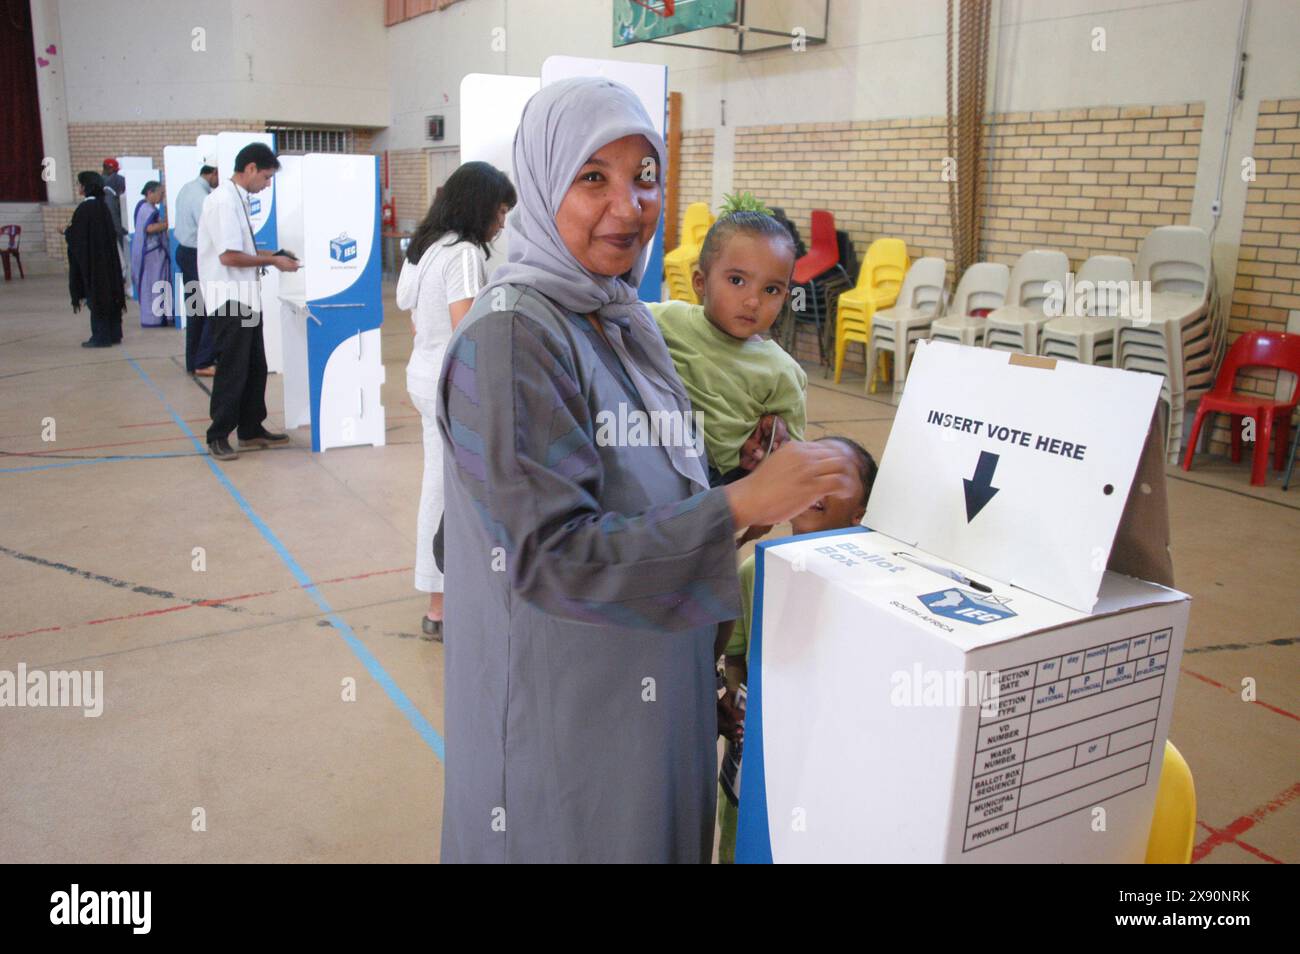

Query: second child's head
left=789, top=437, right=878, bottom=535
left=693, top=211, right=796, bottom=340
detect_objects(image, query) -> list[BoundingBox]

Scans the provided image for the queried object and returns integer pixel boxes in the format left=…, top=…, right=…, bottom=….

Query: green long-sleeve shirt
left=648, top=300, right=807, bottom=473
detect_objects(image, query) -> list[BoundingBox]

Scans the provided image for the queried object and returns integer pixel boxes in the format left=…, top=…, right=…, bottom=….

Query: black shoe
left=422, top=616, right=443, bottom=642
left=81, top=339, right=110, bottom=348
left=239, top=428, right=291, bottom=448
left=207, top=437, right=238, bottom=461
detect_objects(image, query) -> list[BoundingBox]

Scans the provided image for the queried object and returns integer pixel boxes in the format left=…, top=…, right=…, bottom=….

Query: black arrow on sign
left=963, top=451, right=1001, bottom=522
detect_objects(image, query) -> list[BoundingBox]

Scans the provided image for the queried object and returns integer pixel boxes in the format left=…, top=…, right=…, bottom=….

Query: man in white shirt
left=175, top=164, right=220, bottom=376
left=197, top=141, right=299, bottom=461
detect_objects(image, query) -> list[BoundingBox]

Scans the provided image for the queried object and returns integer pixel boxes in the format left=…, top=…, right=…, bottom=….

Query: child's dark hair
left=407, top=161, right=517, bottom=264
left=818, top=436, right=878, bottom=507
left=698, top=210, right=797, bottom=275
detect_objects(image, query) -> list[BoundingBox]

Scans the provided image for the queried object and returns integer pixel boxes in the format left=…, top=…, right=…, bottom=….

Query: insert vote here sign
left=865, top=342, right=1163, bottom=612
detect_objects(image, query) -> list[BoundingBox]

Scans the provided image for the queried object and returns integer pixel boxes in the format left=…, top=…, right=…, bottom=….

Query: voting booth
left=116, top=156, right=157, bottom=297
left=459, top=56, right=666, bottom=300
left=273, top=153, right=386, bottom=452
left=162, top=144, right=203, bottom=325
left=737, top=341, right=1190, bottom=863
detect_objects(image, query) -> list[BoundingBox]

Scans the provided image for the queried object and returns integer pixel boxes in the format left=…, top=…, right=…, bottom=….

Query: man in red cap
left=101, top=158, right=125, bottom=197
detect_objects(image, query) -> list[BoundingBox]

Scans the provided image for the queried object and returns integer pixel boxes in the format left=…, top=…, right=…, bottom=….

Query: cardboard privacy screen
left=864, top=341, right=1164, bottom=613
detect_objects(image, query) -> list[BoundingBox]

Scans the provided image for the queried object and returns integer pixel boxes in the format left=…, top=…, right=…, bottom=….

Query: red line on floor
left=4, top=568, right=413, bottom=640
left=313, top=566, right=412, bottom=586
left=0, top=625, right=62, bottom=641
left=1233, top=838, right=1284, bottom=864
left=1181, top=667, right=1300, bottom=723
left=85, top=590, right=275, bottom=626
left=1191, top=781, right=1300, bottom=863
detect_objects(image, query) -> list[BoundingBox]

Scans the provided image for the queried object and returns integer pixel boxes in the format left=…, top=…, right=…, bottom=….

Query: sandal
left=422, top=615, right=443, bottom=641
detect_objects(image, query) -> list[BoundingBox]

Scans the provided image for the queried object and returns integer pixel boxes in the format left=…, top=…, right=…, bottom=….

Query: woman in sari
left=131, top=181, right=172, bottom=327
left=436, top=78, right=857, bottom=863
left=66, top=171, right=127, bottom=347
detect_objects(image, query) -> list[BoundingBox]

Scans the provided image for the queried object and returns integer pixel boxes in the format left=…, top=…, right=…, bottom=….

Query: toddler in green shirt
left=648, top=211, right=807, bottom=485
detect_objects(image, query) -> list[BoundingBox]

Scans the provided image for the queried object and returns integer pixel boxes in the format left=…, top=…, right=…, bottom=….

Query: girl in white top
left=397, top=161, right=516, bottom=637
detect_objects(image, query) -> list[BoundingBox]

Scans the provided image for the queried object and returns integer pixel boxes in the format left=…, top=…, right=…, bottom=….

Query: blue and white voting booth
left=162, top=145, right=203, bottom=323
left=459, top=56, right=667, bottom=301
left=274, top=153, right=385, bottom=452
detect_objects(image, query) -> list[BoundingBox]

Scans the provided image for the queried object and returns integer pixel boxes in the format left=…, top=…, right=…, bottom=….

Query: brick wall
left=389, top=148, right=429, bottom=231
left=1216, top=97, right=1300, bottom=457
left=67, top=119, right=265, bottom=181
left=732, top=102, right=1204, bottom=373
left=677, top=128, right=714, bottom=239
left=39, top=205, right=76, bottom=267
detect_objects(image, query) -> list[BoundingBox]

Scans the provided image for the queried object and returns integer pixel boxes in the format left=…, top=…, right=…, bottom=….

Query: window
left=266, top=126, right=355, bottom=155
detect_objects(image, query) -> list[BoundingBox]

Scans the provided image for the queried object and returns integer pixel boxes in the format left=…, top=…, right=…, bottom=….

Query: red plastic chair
left=787, top=210, right=852, bottom=365
left=0, top=225, right=21, bottom=280
left=793, top=210, right=839, bottom=284
left=1182, top=331, right=1300, bottom=485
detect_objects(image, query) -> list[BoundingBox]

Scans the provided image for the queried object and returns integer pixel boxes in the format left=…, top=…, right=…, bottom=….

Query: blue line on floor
left=0, top=453, right=196, bottom=474
left=123, top=352, right=445, bottom=762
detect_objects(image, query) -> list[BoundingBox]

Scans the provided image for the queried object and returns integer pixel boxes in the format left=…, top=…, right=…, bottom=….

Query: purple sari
left=132, top=199, right=172, bottom=326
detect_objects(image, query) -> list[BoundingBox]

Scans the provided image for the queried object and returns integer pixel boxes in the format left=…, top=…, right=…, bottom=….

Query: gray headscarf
left=484, top=76, right=707, bottom=491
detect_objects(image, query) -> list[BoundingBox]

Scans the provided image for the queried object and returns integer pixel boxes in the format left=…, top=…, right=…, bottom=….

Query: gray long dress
left=437, top=285, right=743, bottom=863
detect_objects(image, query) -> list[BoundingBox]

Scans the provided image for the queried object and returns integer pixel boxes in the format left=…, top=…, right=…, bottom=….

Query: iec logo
left=918, top=588, right=1017, bottom=625
left=329, top=232, right=358, bottom=263
left=248, top=196, right=262, bottom=216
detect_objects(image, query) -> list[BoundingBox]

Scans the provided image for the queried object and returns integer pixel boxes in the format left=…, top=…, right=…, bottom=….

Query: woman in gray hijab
left=436, top=77, right=855, bottom=863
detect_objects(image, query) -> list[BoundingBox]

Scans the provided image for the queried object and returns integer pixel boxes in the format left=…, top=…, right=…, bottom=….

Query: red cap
left=103, top=158, right=119, bottom=171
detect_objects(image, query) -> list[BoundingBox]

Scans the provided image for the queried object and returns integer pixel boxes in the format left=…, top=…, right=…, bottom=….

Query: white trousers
left=410, top=389, right=444, bottom=593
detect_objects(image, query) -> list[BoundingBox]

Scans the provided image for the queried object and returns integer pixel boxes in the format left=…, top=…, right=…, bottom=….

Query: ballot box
left=736, top=341, right=1190, bottom=863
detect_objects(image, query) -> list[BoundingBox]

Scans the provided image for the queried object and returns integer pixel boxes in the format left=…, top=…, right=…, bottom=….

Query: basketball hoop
left=629, top=0, right=674, bottom=15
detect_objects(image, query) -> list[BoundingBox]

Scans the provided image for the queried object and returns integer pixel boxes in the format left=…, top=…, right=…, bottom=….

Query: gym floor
left=1, top=274, right=1296, bottom=863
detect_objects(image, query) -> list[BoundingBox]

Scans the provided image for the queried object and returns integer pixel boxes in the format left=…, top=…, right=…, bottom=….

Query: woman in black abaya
left=66, top=171, right=127, bottom=347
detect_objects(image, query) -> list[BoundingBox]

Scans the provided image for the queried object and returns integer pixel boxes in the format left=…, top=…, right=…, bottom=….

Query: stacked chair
left=929, top=262, right=1010, bottom=346
left=832, top=238, right=909, bottom=383
left=1117, top=226, right=1216, bottom=463
left=1182, top=331, right=1300, bottom=486
left=983, top=250, right=1070, bottom=354
left=787, top=209, right=853, bottom=364
left=1040, top=255, right=1136, bottom=365
left=867, top=257, right=948, bottom=394
left=663, top=202, right=714, bottom=303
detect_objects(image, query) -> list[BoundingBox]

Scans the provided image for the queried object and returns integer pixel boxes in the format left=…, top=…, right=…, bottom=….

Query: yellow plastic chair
left=664, top=203, right=714, bottom=304
left=1145, top=740, right=1196, bottom=864
left=833, top=238, right=909, bottom=383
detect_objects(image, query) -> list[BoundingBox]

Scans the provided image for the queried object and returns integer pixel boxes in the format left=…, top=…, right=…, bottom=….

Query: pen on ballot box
left=891, top=551, right=993, bottom=593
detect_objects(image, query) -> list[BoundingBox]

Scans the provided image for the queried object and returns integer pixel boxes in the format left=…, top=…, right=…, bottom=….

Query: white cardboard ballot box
left=736, top=341, right=1190, bottom=863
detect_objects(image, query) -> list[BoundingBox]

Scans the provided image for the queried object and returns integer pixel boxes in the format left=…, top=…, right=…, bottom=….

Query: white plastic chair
left=1117, top=226, right=1215, bottom=462
left=1041, top=255, right=1135, bottom=365
left=867, top=257, right=948, bottom=394
left=983, top=250, right=1071, bottom=354
left=929, top=262, right=1009, bottom=347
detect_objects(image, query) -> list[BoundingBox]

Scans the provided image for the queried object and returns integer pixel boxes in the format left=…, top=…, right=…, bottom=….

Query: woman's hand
left=724, top=440, right=858, bottom=531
